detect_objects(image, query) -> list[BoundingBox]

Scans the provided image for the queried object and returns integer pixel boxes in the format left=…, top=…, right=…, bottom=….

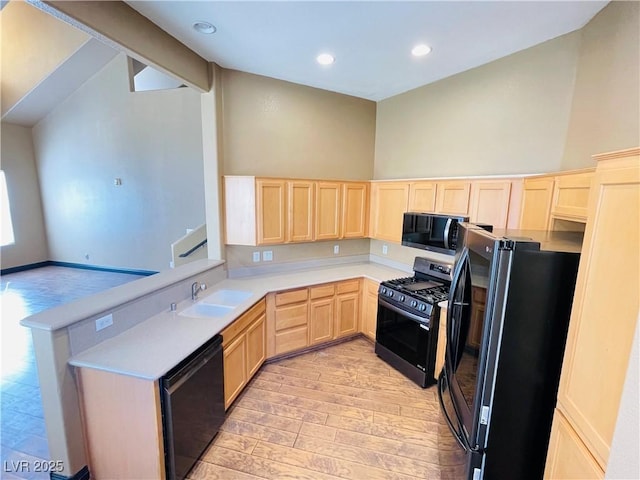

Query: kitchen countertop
left=68, top=262, right=408, bottom=381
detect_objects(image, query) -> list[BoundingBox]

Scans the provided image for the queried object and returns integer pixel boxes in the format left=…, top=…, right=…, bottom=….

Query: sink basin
left=179, top=303, right=234, bottom=319
left=199, top=289, right=252, bottom=307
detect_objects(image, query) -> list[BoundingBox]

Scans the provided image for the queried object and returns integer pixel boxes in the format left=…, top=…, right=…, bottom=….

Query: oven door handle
left=378, top=298, right=430, bottom=328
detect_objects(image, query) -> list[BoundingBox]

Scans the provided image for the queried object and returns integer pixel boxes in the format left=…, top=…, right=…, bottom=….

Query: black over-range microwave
left=401, top=213, right=469, bottom=255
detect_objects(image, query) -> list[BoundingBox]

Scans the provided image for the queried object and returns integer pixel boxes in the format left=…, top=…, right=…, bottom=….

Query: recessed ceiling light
left=316, top=53, right=335, bottom=65
left=412, top=44, right=432, bottom=57
left=193, top=21, right=216, bottom=34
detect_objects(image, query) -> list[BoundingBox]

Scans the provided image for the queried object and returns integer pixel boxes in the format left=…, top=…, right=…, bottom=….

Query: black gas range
left=375, top=258, right=452, bottom=387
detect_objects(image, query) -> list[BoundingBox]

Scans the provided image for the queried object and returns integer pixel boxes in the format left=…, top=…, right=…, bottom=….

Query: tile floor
left=0, top=266, right=146, bottom=479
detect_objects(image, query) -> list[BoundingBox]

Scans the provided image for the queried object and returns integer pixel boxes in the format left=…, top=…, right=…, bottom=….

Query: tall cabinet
left=545, top=148, right=640, bottom=479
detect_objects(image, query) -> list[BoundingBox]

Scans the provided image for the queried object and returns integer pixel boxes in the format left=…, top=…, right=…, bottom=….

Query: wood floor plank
left=373, top=411, right=440, bottom=433
left=201, top=445, right=343, bottom=480
left=294, top=435, right=440, bottom=478
left=278, top=384, right=400, bottom=415
left=298, top=422, right=337, bottom=441
left=209, top=431, right=258, bottom=454
left=242, top=388, right=374, bottom=421
left=219, top=418, right=297, bottom=447
left=236, top=396, right=328, bottom=424
left=228, top=407, right=302, bottom=434
left=274, top=356, right=358, bottom=379
left=188, top=460, right=265, bottom=479
left=249, top=378, right=282, bottom=392
left=262, top=363, right=321, bottom=380
left=252, top=440, right=419, bottom=480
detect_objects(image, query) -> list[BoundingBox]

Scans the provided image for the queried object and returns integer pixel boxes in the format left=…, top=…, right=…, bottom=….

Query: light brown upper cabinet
left=315, top=182, right=341, bottom=241
left=519, top=177, right=555, bottom=230
left=342, top=182, right=369, bottom=238
left=469, top=181, right=512, bottom=229
left=548, top=170, right=595, bottom=230
left=435, top=181, right=471, bottom=215
left=224, top=176, right=369, bottom=245
left=287, top=180, right=315, bottom=243
left=408, top=182, right=437, bottom=212
left=549, top=148, right=639, bottom=474
left=369, top=182, right=410, bottom=242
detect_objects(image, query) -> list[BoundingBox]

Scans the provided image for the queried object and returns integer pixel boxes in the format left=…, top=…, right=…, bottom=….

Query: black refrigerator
left=437, top=223, right=582, bottom=480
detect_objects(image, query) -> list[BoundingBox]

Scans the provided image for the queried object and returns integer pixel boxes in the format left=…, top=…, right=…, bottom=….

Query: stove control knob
left=380, top=287, right=387, bottom=295
left=411, top=300, right=418, bottom=308
left=418, top=304, right=427, bottom=311
left=399, top=295, right=405, bottom=302
left=387, top=291, right=394, bottom=297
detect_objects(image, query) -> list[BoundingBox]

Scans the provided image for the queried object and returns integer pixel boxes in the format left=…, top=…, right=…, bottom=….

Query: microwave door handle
left=443, top=218, right=453, bottom=250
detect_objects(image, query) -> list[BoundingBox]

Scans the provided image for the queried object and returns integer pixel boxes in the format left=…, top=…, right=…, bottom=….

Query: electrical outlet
left=95, top=314, right=113, bottom=332
left=263, top=251, right=273, bottom=262
left=382, top=244, right=388, bottom=255
left=333, top=245, right=339, bottom=254
left=252, top=251, right=261, bottom=263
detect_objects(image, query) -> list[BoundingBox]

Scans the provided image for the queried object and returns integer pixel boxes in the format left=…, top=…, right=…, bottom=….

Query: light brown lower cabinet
left=545, top=410, right=604, bottom=479
left=221, top=299, right=266, bottom=409
left=77, top=368, right=165, bottom=479
left=335, top=280, right=360, bottom=338
left=309, top=284, right=336, bottom=345
left=361, top=278, right=379, bottom=340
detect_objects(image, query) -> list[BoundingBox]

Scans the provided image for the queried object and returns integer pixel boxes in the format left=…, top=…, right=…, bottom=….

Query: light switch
left=263, top=251, right=273, bottom=262
left=252, top=252, right=261, bottom=263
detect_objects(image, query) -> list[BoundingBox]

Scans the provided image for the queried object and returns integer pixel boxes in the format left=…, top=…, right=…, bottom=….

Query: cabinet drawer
left=275, top=303, right=308, bottom=330
left=275, top=288, right=308, bottom=306
left=221, top=298, right=266, bottom=347
left=310, top=284, right=335, bottom=299
left=336, top=279, right=360, bottom=294
left=275, top=326, right=308, bottom=355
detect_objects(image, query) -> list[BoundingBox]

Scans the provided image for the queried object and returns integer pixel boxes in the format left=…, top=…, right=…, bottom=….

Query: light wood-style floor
left=190, top=337, right=462, bottom=480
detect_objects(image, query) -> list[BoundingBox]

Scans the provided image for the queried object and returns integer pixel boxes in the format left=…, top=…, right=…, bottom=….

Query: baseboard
left=1, top=261, right=156, bottom=277
left=0, top=261, right=51, bottom=275
left=50, top=465, right=90, bottom=480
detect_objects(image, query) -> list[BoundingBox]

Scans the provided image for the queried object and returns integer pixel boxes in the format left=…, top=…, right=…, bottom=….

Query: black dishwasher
left=161, top=334, right=225, bottom=480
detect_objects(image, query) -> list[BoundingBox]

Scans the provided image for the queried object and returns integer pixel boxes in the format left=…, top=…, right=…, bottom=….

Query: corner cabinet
left=369, top=182, right=409, bottom=242
left=545, top=147, right=640, bottom=479
left=220, top=299, right=266, bottom=409
left=361, top=278, right=380, bottom=340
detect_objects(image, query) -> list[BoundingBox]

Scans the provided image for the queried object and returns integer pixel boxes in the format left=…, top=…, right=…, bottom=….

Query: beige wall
left=562, top=1, right=640, bottom=169
left=374, top=32, right=581, bottom=179
left=32, top=54, right=206, bottom=272
left=0, top=1, right=89, bottom=117
left=0, top=122, right=49, bottom=268
left=221, top=69, right=376, bottom=180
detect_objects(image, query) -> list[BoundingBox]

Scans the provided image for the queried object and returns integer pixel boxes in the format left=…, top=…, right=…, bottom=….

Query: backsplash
left=369, top=239, right=455, bottom=269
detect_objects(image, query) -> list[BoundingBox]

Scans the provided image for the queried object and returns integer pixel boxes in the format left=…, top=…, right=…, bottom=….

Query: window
left=1, top=170, right=15, bottom=246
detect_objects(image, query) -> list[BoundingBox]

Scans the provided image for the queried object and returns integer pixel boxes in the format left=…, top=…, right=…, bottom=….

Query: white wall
left=32, top=54, right=206, bottom=272
left=0, top=122, right=49, bottom=268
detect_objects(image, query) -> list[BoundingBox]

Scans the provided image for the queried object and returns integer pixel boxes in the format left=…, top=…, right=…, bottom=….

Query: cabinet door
left=223, top=334, right=247, bottom=409
left=246, top=313, right=266, bottom=378
left=370, top=182, right=409, bottom=242
left=316, top=182, right=341, bottom=240
left=519, top=177, right=554, bottom=230
left=342, top=182, right=369, bottom=238
left=309, top=297, right=334, bottom=345
left=551, top=171, right=594, bottom=221
left=436, top=181, right=471, bottom=215
left=408, top=182, right=437, bottom=213
left=256, top=179, right=286, bottom=244
left=336, top=292, right=359, bottom=338
left=361, top=279, right=379, bottom=340
left=287, top=180, right=314, bottom=242
left=545, top=410, right=604, bottom=480
left=556, top=151, right=639, bottom=468
left=469, top=181, right=512, bottom=229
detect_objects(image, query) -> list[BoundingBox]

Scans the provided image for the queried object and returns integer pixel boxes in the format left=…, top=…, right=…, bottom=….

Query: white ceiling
left=127, top=1, right=609, bottom=101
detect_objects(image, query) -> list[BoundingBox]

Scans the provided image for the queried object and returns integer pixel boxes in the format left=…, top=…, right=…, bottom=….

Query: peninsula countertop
left=68, top=262, right=410, bottom=381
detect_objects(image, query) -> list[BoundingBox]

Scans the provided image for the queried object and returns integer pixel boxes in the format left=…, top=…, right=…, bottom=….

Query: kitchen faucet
left=191, top=281, right=206, bottom=301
